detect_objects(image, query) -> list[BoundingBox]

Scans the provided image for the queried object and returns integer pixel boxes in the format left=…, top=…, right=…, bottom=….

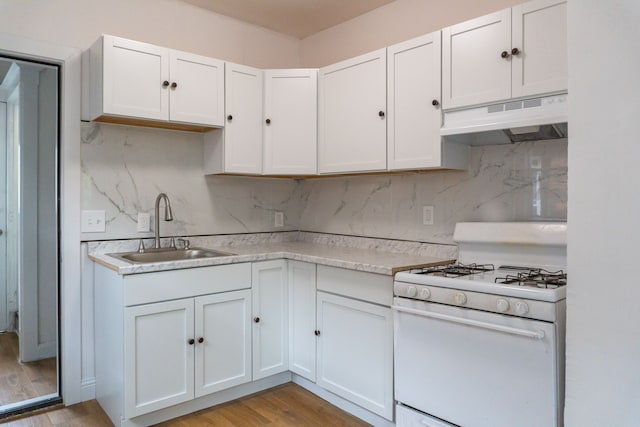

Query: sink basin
left=108, top=247, right=235, bottom=264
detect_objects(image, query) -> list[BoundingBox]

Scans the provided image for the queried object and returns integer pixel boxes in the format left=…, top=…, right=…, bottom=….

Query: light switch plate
left=81, top=210, right=106, bottom=233
left=137, top=212, right=151, bottom=232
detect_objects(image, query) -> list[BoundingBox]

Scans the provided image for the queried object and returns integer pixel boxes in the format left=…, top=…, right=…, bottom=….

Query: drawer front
left=124, top=263, right=252, bottom=306
left=316, top=265, right=392, bottom=306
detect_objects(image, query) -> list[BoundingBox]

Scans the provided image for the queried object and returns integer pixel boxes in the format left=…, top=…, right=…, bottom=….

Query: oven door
left=393, top=297, right=561, bottom=427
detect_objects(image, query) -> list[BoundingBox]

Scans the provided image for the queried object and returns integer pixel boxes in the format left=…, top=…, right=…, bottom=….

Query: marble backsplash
left=297, top=139, right=567, bottom=245
left=81, top=122, right=567, bottom=245
left=80, top=122, right=299, bottom=240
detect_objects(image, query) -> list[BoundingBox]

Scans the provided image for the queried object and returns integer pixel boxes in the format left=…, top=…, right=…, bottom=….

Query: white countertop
left=89, top=239, right=455, bottom=276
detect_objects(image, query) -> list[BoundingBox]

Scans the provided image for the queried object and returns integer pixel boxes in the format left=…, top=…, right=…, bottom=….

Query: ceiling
left=180, top=0, right=397, bottom=39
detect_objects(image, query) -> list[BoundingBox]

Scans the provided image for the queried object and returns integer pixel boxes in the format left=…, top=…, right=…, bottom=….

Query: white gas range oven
left=393, top=222, right=567, bottom=427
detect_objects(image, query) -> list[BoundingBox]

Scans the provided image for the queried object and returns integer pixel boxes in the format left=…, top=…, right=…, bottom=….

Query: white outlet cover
left=81, top=210, right=106, bottom=233
left=275, top=211, right=284, bottom=227
left=423, top=206, right=434, bottom=226
left=137, top=212, right=151, bottom=232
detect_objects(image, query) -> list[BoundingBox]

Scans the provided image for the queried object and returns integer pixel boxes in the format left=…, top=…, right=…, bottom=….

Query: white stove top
left=395, top=265, right=566, bottom=302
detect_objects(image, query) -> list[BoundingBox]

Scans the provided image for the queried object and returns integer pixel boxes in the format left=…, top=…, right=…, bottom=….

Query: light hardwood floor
left=0, top=332, right=57, bottom=407
left=2, top=383, right=371, bottom=426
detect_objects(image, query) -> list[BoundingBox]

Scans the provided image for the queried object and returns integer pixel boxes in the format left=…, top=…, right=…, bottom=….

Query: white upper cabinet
left=443, top=0, right=567, bottom=109
left=443, top=9, right=512, bottom=109
left=511, top=0, right=567, bottom=98
left=220, top=62, right=264, bottom=175
left=90, top=35, right=224, bottom=129
left=168, top=50, right=225, bottom=127
left=318, top=49, right=387, bottom=174
left=263, top=69, right=318, bottom=175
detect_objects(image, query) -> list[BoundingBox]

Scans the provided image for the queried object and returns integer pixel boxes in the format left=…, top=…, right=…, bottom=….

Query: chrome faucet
left=154, top=193, right=174, bottom=249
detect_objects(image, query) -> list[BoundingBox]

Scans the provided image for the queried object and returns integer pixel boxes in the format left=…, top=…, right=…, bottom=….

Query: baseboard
left=292, top=374, right=395, bottom=427
left=81, top=377, right=96, bottom=401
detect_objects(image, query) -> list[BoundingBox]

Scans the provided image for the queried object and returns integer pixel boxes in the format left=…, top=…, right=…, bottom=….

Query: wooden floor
left=0, top=332, right=57, bottom=407
left=2, top=383, right=371, bottom=426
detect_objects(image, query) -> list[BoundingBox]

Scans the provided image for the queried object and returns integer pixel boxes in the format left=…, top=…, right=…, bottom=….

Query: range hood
left=440, top=93, right=568, bottom=145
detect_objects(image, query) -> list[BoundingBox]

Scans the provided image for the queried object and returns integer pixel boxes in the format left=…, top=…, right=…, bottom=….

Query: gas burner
left=495, top=268, right=567, bottom=289
left=413, top=263, right=495, bottom=278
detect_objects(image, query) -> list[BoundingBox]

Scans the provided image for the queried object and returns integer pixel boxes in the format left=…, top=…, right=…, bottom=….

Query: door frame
left=0, top=101, right=6, bottom=332
left=0, top=34, right=82, bottom=405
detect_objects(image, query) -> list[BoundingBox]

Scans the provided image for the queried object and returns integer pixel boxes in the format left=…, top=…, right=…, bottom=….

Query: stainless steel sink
left=108, top=247, right=235, bottom=264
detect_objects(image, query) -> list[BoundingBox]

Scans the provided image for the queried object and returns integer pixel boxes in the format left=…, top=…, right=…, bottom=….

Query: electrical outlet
left=137, top=212, right=151, bottom=232
left=422, top=205, right=434, bottom=226
left=275, top=211, right=284, bottom=228
left=81, top=210, right=106, bottom=233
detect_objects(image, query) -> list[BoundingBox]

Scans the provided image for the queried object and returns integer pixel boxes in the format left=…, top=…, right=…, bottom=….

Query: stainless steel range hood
left=440, top=93, right=568, bottom=145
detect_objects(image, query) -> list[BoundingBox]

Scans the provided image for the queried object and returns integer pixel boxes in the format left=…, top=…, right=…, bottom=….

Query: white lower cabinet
left=288, top=261, right=317, bottom=381
left=124, top=299, right=195, bottom=418
left=252, top=260, right=289, bottom=380
left=124, top=290, right=252, bottom=418
left=316, top=291, right=394, bottom=421
left=195, top=290, right=252, bottom=396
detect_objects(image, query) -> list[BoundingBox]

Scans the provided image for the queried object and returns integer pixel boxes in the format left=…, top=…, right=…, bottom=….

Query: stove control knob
left=419, top=288, right=431, bottom=299
left=454, top=292, right=467, bottom=305
left=407, top=286, right=417, bottom=298
left=515, top=301, right=529, bottom=316
left=496, top=298, right=510, bottom=312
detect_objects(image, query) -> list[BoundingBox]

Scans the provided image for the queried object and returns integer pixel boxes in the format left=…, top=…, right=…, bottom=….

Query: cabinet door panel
left=288, top=261, right=317, bottom=381
left=387, top=32, right=443, bottom=170
left=224, top=63, right=264, bottom=174
left=252, top=260, right=288, bottom=380
left=264, top=69, right=318, bottom=175
left=512, top=0, right=567, bottom=97
left=124, top=299, right=194, bottom=418
left=104, top=35, right=169, bottom=120
left=443, top=9, right=512, bottom=109
left=318, top=49, right=387, bottom=174
left=316, top=292, right=393, bottom=420
left=195, top=290, right=251, bottom=397
left=169, top=50, right=224, bottom=126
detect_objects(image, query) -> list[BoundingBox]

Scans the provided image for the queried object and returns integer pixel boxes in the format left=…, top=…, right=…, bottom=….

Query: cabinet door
left=288, top=261, right=317, bottom=381
left=442, top=9, right=512, bottom=109
left=387, top=32, right=443, bottom=170
left=224, top=63, right=264, bottom=174
left=316, top=292, right=393, bottom=420
left=194, top=289, right=251, bottom=397
left=103, top=35, right=169, bottom=120
left=263, top=69, right=318, bottom=175
left=252, top=260, right=288, bottom=380
left=511, top=0, right=567, bottom=98
left=318, top=49, right=387, bottom=174
left=124, top=299, right=194, bottom=418
left=169, top=50, right=224, bottom=126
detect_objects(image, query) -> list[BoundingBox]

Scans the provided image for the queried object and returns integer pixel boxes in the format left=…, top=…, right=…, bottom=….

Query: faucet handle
left=177, top=238, right=191, bottom=250
left=138, top=239, right=146, bottom=253
left=169, top=237, right=176, bottom=249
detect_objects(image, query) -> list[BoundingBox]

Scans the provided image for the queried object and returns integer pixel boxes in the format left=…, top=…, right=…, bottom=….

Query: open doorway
left=0, top=55, right=60, bottom=416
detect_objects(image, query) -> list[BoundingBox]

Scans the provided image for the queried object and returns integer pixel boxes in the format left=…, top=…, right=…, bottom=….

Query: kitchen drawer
left=316, top=265, right=392, bottom=306
left=396, top=405, right=457, bottom=427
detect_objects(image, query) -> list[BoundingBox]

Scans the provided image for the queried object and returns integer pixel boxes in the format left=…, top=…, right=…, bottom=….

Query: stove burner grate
left=413, top=263, right=495, bottom=278
left=495, top=268, right=567, bottom=289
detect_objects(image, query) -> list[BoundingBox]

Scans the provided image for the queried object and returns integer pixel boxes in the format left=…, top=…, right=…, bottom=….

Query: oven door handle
left=392, top=305, right=546, bottom=340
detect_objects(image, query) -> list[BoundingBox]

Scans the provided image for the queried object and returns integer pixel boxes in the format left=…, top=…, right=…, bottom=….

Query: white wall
left=300, top=0, right=522, bottom=67
left=565, top=1, right=640, bottom=425
left=0, top=0, right=300, bottom=69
